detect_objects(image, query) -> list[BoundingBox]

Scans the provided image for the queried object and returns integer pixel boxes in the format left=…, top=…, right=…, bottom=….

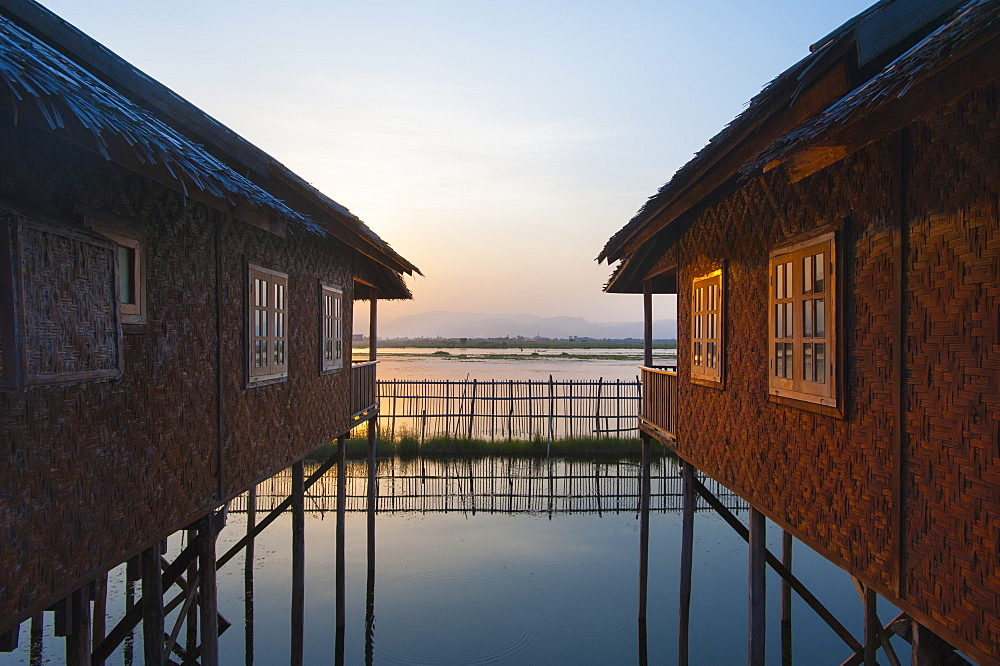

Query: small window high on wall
left=768, top=232, right=837, bottom=407
left=320, top=284, right=343, bottom=371
left=248, top=264, right=288, bottom=384
left=86, top=220, right=146, bottom=325
left=691, top=268, right=723, bottom=387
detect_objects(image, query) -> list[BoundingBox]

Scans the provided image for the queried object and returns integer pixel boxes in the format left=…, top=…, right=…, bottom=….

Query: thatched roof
left=0, top=15, right=318, bottom=232
left=749, top=0, right=998, bottom=174
left=598, top=0, right=984, bottom=267
left=0, top=0, right=420, bottom=280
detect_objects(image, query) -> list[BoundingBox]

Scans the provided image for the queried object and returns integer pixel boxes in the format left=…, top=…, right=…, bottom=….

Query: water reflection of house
left=0, top=0, right=417, bottom=661
left=600, top=0, right=998, bottom=663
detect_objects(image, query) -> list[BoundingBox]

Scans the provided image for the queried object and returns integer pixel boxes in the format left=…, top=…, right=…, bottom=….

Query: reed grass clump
left=308, top=425, right=646, bottom=462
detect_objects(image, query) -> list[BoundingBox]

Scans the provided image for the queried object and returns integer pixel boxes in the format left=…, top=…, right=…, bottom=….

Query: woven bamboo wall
left=217, top=216, right=354, bottom=499
left=661, top=81, right=999, bottom=659
left=902, top=83, right=1000, bottom=657
left=0, top=113, right=359, bottom=630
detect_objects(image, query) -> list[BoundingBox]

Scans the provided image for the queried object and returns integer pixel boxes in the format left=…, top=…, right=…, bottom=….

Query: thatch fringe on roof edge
left=0, top=16, right=324, bottom=235
left=746, top=0, right=998, bottom=175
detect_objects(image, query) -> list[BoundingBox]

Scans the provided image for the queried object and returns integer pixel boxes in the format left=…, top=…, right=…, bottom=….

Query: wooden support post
left=369, top=290, right=378, bottom=362
left=52, top=596, right=72, bottom=637
left=141, top=545, right=164, bottom=666
left=863, top=585, right=878, bottom=666
left=199, top=516, right=219, bottom=666
left=638, top=436, right=651, bottom=621
left=781, top=530, right=792, bottom=666
left=186, top=529, right=199, bottom=660
left=66, top=586, right=92, bottom=666
left=30, top=614, right=42, bottom=664
left=245, top=485, right=257, bottom=666
left=678, top=460, right=695, bottom=666
left=336, top=434, right=347, bottom=630
left=366, top=422, right=377, bottom=665
left=291, top=461, right=305, bottom=666
left=748, top=508, right=767, bottom=666
left=912, top=621, right=951, bottom=665
left=124, top=564, right=136, bottom=665
left=93, top=573, right=108, bottom=666
left=643, top=278, right=653, bottom=368
left=691, top=477, right=862, bottom=653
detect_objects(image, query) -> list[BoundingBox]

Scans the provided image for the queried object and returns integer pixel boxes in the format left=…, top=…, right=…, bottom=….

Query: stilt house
left=0, top=0, right=418, bottom=652
left=600, top=0, right=998, bottom=662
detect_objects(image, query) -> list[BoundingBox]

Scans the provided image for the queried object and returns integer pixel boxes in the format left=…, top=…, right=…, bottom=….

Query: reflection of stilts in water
left=245, top=486, right=256, bottom=666
left=365, top=420, right=377, bottom=666
left=228, top=455, right=747, bottom=516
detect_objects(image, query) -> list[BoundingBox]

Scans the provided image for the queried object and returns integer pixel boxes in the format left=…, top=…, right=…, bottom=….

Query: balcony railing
left=351, top=361, right=378, bottom=420
left=640, top=366, right=677, bottom=440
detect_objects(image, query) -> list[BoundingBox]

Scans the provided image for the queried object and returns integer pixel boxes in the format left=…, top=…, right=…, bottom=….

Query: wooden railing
left=640, top=366, right=677, bottom=440
left=350, top=361, right=378, bottom=420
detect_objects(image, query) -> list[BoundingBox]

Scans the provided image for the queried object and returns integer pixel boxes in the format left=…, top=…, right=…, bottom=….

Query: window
left=2, top=214, right=122, bottom=387
left=85, top=219, right=146, bottom=325
left=768, top=233, right=836, bottom=406
left=320, top=284, right=343, bottom=371
left=248, top=264, right=288, bottom=383
left=691, top=268, right=723, bottom=385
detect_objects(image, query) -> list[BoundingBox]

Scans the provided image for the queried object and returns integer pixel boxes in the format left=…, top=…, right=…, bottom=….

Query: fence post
left=468, top=379, right=477, bottom=440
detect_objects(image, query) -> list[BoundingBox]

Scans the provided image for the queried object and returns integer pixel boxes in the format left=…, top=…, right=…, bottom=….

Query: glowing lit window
left=768, top=233, right=836, bottom=406
left=248, top=265, right=288, bottom=383
left=320, top=284, right=343, bottom=371
left=691, top=268, right=723, bottom=385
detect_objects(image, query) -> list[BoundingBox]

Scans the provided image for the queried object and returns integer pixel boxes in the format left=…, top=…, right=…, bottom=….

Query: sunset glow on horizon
left=41, top=0, right=873, bottom=328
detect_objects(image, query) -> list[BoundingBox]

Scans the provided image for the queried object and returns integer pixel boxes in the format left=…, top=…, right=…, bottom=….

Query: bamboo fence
left=373, top=376, right=642, bottom=441
left=228, top=457, right=746, bottom=516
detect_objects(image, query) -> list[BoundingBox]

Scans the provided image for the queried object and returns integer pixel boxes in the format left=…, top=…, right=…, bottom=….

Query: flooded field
left=370, top=346, right=676, bottom=382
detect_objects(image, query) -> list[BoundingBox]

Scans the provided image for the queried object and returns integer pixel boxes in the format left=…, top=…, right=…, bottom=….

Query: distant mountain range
left=378, top=311, right=677, bottom=341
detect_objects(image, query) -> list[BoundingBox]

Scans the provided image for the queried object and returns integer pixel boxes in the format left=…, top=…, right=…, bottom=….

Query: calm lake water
left=1, top=354, right=908, bottom=664
left=3, top=455, right=906, bottom=665
left=372, top=347, right=676, bottom=381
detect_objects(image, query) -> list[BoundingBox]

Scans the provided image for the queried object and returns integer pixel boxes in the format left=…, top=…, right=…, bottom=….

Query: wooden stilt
left=92, top=573, right=108, bottom=665
left=52, top=596, right=72, bottom=637
left=245, top=485, right=257, bottom=666
left=141, top=545, right=165, bottom=666
left=643, top=278, right=653, bottom=367
left=781, top=530, right=792, bottom=666
left=638, top=619, right=648, bottom=666
left=336, top=434, right=347, bottom=630
left=66, top=586, right=92, bottom=666
left=199, top=516, right=219, bottom=666
left=638, top=436, right=651, bottom=622
left=748, top=508, right=766, bottom=666
left=291, top=460, right=305, bottom=666
left=29, top=614, right=42, bottom=666
left=365, top=429, right=377, bottom=666
left=863, top=585, right=879, bottom=666
left=692, top=477, right=862, bottom=653
left=124, top=565, right=135, bottom=666
left=186, top=528, right=199, bottom=661
left=678, top=460, right=695, bottom=666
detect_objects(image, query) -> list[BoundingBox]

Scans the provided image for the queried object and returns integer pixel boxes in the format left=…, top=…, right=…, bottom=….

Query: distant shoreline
left=354, top=338, right=677, bottom=350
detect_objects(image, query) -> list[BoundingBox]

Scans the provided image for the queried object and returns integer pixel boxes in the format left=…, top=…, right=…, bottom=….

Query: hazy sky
left=41, top=0, right=872, bottom=325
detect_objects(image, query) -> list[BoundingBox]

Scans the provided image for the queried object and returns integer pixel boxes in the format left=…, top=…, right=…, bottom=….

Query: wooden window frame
left=768, top=232, right=838, bottom=409
left=248, top=264, right=289, bottom=385
left=690, top=267, right=724, bottom=388
left=85, top=219, right=146, bottom=326
left=320, top=283, right=344, bottom=372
